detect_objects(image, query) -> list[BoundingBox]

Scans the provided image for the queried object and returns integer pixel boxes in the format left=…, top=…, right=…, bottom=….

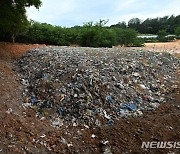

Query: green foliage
left=157, top=30, right=167, bottom=36
left=175, top=27, right=180, bottom=38
left=95, top=19, right=109, bottom=27
left=120, top=29, right=138, bottom=46
left=123, top=15, right=180, bottom=34
left=0, top=0, right=42, bottom=43
left=157, top=30, right=168, bottom=42
left=18, top=20, right=143, bottom=47
left=128, top=18, right=142, bottom=32
left=24, top=22, right=68, bottom=45
left=110, top=21, right=127, bottom=29
left=79, top=20, right=116, bottom=47
left=166, top=35, right=176, bottom=42
left=141, top=37, right=158, bottom=43
left=79, top=26, right=97, bottom=47
left=113, top=28, right=143, bottom=47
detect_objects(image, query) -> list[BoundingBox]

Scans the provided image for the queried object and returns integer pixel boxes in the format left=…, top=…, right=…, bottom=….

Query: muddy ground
left=0, top=42, right=179, bottom=154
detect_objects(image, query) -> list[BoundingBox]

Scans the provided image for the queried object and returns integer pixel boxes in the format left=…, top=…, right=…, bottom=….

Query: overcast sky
left=27, top=0, right=180, bottom=27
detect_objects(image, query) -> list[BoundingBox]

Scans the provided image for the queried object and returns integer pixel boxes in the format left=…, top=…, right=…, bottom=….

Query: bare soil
left=0, top=42, right=180, bottom=154
left=144, top=40, right=180, bottom=53
left=133, top=40, right=180, bottom=58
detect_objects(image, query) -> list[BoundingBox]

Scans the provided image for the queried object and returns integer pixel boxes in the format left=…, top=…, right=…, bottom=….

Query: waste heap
left=14, top=46, right=180, bottom=126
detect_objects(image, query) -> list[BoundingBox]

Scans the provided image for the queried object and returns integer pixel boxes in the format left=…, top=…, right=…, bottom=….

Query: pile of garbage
left=14, top=46, right=180, bottom=126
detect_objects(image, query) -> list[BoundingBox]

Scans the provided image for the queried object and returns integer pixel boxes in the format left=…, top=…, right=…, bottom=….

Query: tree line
left=0, top=0, right=179, bottom=47
left=111, top=15, right=180, bottom=35
left=15, top=20, right=143, bottom=47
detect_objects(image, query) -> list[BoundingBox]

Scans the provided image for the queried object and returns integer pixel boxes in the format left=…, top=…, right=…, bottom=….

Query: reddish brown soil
left=0, top=42, right=180, bottom=154
left=0, top=42, right=45, bottom=60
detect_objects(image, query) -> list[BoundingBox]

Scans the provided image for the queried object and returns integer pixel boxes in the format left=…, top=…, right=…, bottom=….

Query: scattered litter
left=101, top=140, right=109, bottom=145
left=132, top=72, right=141, bottom=77
left=60, top=137, right=73, bottom=147
left=107, top=120, right=114, bottom=126
left=14, top=46, right=179, bottom=126
left=84, top=124, right=90, bottom=129
left=91, top=134, right=96, bottom=138
left=102, top=146, right=112, bottom=154
left=40, top=134, right=46, bottom=138
left=52, top=118, right=63, bottom=127
left=40, top=117, right=46, bottom=121
left=6, top=108, right=13, bottom=114
left=122, top=104, right=137, bottom=111
left=139, top=84, right=147, bottom=90
left=30, top=96, right=37, bottom=105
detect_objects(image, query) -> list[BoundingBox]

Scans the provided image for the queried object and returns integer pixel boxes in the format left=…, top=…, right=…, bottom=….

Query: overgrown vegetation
left=175, top=26, right=180, bottom=39
left=112, top=15, right=180, bottom=43
left=111, top=15, right=180, bottom=35
left=0, top=0, right=179, bottom=47
left=16, top=20, right=143, bottom=47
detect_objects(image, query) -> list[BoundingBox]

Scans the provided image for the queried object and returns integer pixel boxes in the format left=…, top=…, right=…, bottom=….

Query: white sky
left=27, top=0, right=180, bottom=27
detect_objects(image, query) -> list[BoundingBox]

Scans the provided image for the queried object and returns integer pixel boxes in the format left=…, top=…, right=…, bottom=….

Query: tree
left=112, top=28, right=142, bottom=47
left=110, top=21, right=127, bottom=29
left=95, top=19, right=109, bottom=27
left=128, top=18, right=142, bottom=32
left=0, top=0, right=42, bottom=43
left=79, top=20, right=116, bottom=47
left=120, top=29, right=138, bottom=46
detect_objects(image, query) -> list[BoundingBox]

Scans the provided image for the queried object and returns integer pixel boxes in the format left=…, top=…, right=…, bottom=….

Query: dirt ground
left=144, top=40, right=180, bottom=53
left=0, top=42, right=180, bottom=153
left=134, top=40, right=180, bottom=58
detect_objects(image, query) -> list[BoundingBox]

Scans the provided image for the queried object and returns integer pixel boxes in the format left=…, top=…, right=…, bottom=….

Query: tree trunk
left=12, top=34, right=16, bottom=44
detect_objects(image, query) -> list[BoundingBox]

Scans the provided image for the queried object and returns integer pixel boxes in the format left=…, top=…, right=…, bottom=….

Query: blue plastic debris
left=30, top=96, right=37, bottom=105
left=42, top=74, right=48, bottom=79
left=57, top=107, right=64, bottom=116
left=107, top=119, right=114, bottom=126
left=122, top=103, right=137, bottom=111
left=106, top=96, right=115, bottom=104
left=113, top=107, right=122, bottom=114
left=134, top=97, right=142, bottom=103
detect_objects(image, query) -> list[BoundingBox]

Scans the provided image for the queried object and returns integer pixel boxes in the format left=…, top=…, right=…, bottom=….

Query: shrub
left=175, top=27, right=180, bottom=39
left=157, top=30, right=168, bottom=42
